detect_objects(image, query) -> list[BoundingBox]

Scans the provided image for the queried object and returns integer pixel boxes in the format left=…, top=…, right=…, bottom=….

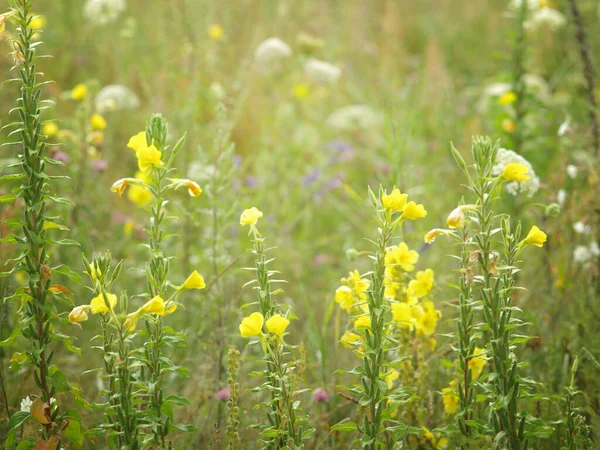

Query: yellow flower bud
left=523, top=225, right=547, bottom=247
left=502, top=163, right=530, bottom=183
left=384, top=369, right=399, bottom=389
left=381, top=188, right=408, bottom=212
left=239, top=312, right=264, bottom=338
left=187, top=181, right=202, bottom=197
left=30, top=15, right=46, bottom=31
left=401, top=201, right=427, bottom=220
left=266, top=314, right=290, bottom=337
left=91, top=113, right=107, bottom=130
left=43, top=122, right=59, bottom=137
left=446, top=206, right=464, bottom=229
left=140, top=296, right=166, bottom=315
left=68, top=305, right=88, bottom=323
left=183, top=271, right=206, bottom=290
left=71, top=84, right=88, bottom=101
left=111, top=178, right=129, bottom=196
left=240, top=207, right=263, bottom=226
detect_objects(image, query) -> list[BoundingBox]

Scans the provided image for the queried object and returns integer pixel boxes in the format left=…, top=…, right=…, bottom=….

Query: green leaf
left=331, top=421, right=358, bottom=432
left=164, top=395, right=191, bottom=407
left=8, top=411, right=30, bottom=430
left=0, top=327, right=22, bottom=347
left=51, top=264, right=81, bottom=281
left=64, top=420, right=85, bottom=446
left=0, top=194, right=16, bottom=203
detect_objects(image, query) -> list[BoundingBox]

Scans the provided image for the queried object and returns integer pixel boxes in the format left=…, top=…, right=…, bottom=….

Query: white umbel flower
left=254, top=37, right=292, bottom=70
left=95, top=85, right=140, bottom=113
left=492, top=148, right=540, bottom=197
left=83, top=0, right=126, bottom=25
left=326, top=105, right=382, bottom=132
left=557, top=189, right=567, bottom=207
left=20, top=396, right=33, bottom=413
left=566, top=165, right=578, bottom=179
left=525, top=7, right=566, bottom=31
left=573, top=221, right=591, bottom=235
left=574, top=245, right=592, bottom=264
left=304, top=58, right=342, bottom=85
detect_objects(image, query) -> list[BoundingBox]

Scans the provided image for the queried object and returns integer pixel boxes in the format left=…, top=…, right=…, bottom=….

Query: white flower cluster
left=525, top=8, right=566, bottom=31
left=95, top=84, right=140, bottom=113
left=254, top=37, right=292, bottom=72
left=83, top=0, right=126, bottom=25
left=492, top=148, right=540, bottom=197
left=326, top=105, right=382, bottom=132
left=574, top=242, right=600, bottom=264
left=304, top=58, right=342, bottom=85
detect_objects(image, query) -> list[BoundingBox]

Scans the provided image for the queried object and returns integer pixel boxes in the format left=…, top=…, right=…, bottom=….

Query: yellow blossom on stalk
left=502, top=118, right=516, bottom=133
left=124, top=314, right=139, bottom=332
left=186, top=181, right=202, bottom=197
left=335, top=285, right=354, bottom=312
left=446, top=206, right=465, bottom=229
left=409, top=269, right=434, bottom=298
left=523, top=225, right=547, bottom=247
left=127, top=131, right=147, bottom=152
left=422, top=427, right=448, bottom=450
left=68, top=305, right=88, bottom=324
left=345, top=270, right=369, bottom=301
left=43, top=122, right=59, bottom=137
left=414, top=301, right=440, bottom=336
left=442, top=380, right=459, bottom=414
left=240, top=207, right=263, bottom=226
left=293, top=83, right=309, bottom=99
left=266, top=314, right=290, bottom=336
left=140, top=296, right=166, bottom=315
left=136, top=144, right=163, bottom=171
left=498, top=91, right=517, bottom=105
left=424, top=229, right=445, bottom=244
left=208, top=24, right=224, bottom=40
left=387, top=242, right=419, bottom=272
left=401, top=201, right=427, bottom=220
left=182, top=271, right=206, bottom=289
left=385, top=369, right=399, bottom=389
left=354, top=314, right=371, bottom=330
left=239, top=312, right=264, bottom=338
left=91, top=113, right=107, bottom=130
left=71, top=83, right=88, bottom=101
left=111, top=178, right=129, bottom=196
left=128, top=172, right=153, bottom=207
left=502, top=163, right=530, bottom=183
left=30, top=14, right=46, bottom=30
left=468, top=347, right=487, bottom=380
left=89, top=293, right=118, bottom=314
left=381, top=188, right=408, bottom=212
left=340, top=330, right=361, bottom=348
left=391, top=302, right=412, bottom=328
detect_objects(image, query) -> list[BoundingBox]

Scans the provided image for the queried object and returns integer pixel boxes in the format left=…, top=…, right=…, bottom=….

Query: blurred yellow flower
left=239, top=312, right=264, bottom=338
left=498, top=91, right=516, bottom=105
left=523, top=225, right=547, bottom=247
left=442, top=381, right=459, bottom=414
left=502, top=162, right=530, bottom=182
left=468, top=347, right=487, bottom=380
left=391, top=302, right=412, bottom=328
left=409, top=269, right=434, bottom=298
left=424, top=228, right=444, bottom=244
left=502, top=118, right=516, bottom=133
left=68, top=305, right=89, bottom=324
left=208, top=24, right=224, bottom=40
left=266, top=314, right=290, bottom=336
left=89, top=293, right=117, bottom=314
left=127, top=172, right=152, bottom=207
left=136, top=145, right=163, bottom=171
left=385, top=369, right=399, bottom=389
left=354, top=314, right=371, bottom=330
left=402, top=201, right=427, bottom=220
left=71, top=83, right=88, bottom=101
left=414, top=301, right=440, bottom=336
left=111, top=178, right=129, bottom=196
left=382, top=188, right=408, bottom=212
left=240, top=207, right=263, bottom=226
left=335, top=286, right=354, bottom=312
left=293, top=83, right=309, bottom=99
left=340, top=330, right=361, bottom=348
left=91, top=113, right=107, bottom=130
left=183, top=271, right=206, bottom=289
left=187, top=181, right=202, bottom=197
left=43, top=122, right=59, bottom=137
left=446, top=206, right=464, bottom=229
left=127, top=131, right=147, bottom=152
left=140, top=296, right=166, bottom=315
left=30, top=15, right=46, bottom=30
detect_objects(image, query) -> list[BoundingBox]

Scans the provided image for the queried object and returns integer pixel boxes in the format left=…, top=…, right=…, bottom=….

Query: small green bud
left=545, top=203, right=561, bottom=217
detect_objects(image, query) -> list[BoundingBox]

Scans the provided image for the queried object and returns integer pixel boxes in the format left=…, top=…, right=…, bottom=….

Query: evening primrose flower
left=468, top=347, right=487, bottom=380
left=381, top=188, right=408, bottom=212
left=335, top=285, right=354, bottom=312
left=266, top=314, right=290, bottom=336
left=167, top=178, right=203, bottom=197
left=391, top=302, right=412, bottom=328
left=127, top=131, right=147, bottom=152
left=239, top=312, right=264, bottom=338
left=140, top=296, right=166, bottom=315
left=493, top=148, right=539, bottom=197
left=127, top=172, right=152, bottom=207
left=498, top=91, right=517, bottom=105
left=414, top=301, right=440, bottom=336
left=401, top=201, right=427, bottom=220
left=240, top=207, right=263, bottom=226
left=182, top=271, right=206, bottom=289
left=340, top=330, right=361, bottom=348
left=502, top=162, right=530, bottom=183
left=408, top=269, right=434, bottom=298
left=71, top=83, right=88, bottom=101
left=522, top=225, right=547, bottom=247
left=89, top=293, right=118, bottom=314
left=387, top=242, right=419, bottom=272
left=43, top=122, right=59, bottom=137
left=442, top=381, right=459, bottom=414
left=446, top=206, right=465, bottom=229
left=68, top=305, right=89, bottom=324
left=385, top=369, right=399, bottom=389
left=208, top=24, right=224, bottom=40
left=136, top=144, right=163, bottom=171
left=30, top=15, right=46, bottom=30
left=91, top=113, right=107, bottom=130
left=354, top=314, right=371, bottom=330
left=424, top=228, right=447, bottom=244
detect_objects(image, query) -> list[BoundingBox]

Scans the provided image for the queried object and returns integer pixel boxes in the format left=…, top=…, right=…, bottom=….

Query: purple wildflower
left=312, top=388, right=329, bottom=403
left=216, top=386, right=231, bottom=401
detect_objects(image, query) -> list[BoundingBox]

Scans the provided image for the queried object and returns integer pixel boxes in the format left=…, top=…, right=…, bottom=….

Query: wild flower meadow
left=0, top=0, right=599, bottom=448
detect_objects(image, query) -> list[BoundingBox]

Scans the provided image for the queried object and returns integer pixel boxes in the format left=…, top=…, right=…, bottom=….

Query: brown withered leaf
left=31, top=398, right=51, bottom=425
left=49, top=285, right=73, bottom=295
left=35, top=436, right=58, bottom=450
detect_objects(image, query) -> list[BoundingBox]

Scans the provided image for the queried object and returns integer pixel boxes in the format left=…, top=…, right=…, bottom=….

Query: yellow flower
left=91, top=113, right=107, bottom=130
left=424, top=228, right=444, bottom=244
left=127, top=171, right=153, bottom=207
left=442, top=381, right=459, bottom=414
left=385, top=369, right=399, bottom=389
left=136, top=145, right=163, bottom=171
left=401, top=201, right=427, bottom=220
left=30, top=15, right=46, bottom=30
left=0, top=15, right=5, bottom=33
left=408, top=269, right=434, bottom=298
left=89, top=293, right=118, bottom=314
left=182, top=271, right=206, bottom=289
left=340, top=330, right=361, bottom=348
left=498, top=91, right=517, bottom=106
left=354, top=314, right=371, bottom=330
left=161, top=303, right=177, bottom=317
left=88, top=262, right=102, bottom=280
left=239, top=312, right=264, bottom=338
left=68, top=305, right=88, bottom=323
left=293, top=83, right=309, bottom=99
left=187, top=181, right=203, bottom=197
left=392, top=302, right=412, bottom=327
left=127, top=131, right=147, bottom=152
left=140, top=296, right=166, bottom=315
left=502, top=163, right=530, bottom=183
left=240, top=207, right=263, bottom=226
left=381, top=188, right=408, bottom=212
left=91, top=131, right=104, bottom=146
left=446, top=206, right=464, bottom=229
left=523, top=225, right=547, bottom=247
left=335, top=286, right=354, bottom=312
left=468, top=347, right=487, bottom=380
left=345, top=270, right=369, bottom=300
left=414, top=301, right=440, bottom=336
left=502, top=118, right=516, bottom=133
left=111, top=178, right=129, bottom=196
left=266, top=314, right=290, bottom=336
left=387, top=242, right=419, bottom=272
left=208, top=24, right=224, bottom=40
left=43, top=122, right=59, bottom=137
left=124, top=314, right=140, bottom=332
left=71, top=83, right=88, bottom=101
